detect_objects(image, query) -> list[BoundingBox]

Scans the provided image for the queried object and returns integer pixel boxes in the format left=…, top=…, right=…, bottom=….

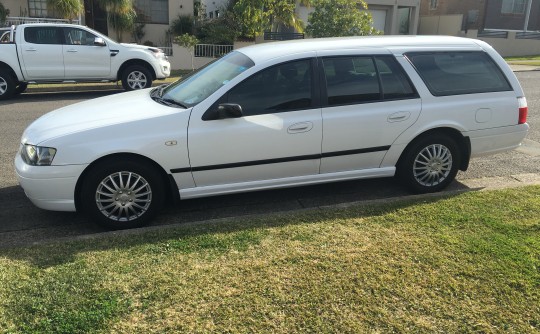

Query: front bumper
left=14, top=154, right=87, bottom=212
left=155, top=58, right=171, bottom=79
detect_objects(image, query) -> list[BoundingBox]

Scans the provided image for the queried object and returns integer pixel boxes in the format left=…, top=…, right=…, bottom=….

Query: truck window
left=24, top=27, right=63, bottom=45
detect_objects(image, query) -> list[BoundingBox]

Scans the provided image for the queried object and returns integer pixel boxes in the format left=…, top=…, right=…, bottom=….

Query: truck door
left=62, top=27, right=111, bottom=78
left=19, top=26, right=64, bottom=80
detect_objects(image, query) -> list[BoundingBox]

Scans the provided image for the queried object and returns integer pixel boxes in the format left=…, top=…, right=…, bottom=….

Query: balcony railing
left=4, top=16, right=80, bottom=26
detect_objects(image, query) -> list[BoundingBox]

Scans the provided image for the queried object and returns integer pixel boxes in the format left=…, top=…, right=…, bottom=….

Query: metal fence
left=194, top=44, right=233, bottom=58
left=516, top=31, right=540, bottom=40
left=477, top=30, right=508, bottom=38
left=264, top=32, right=304, bottom=41
left=4, top=16, right=80, bottom=26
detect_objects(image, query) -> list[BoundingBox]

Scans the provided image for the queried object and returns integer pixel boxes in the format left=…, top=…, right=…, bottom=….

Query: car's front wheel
left=81, top=159, right=164, bottom=229
left=397, top=134, right=461, bottom=193
left=121, top=65, right=153, bottom=91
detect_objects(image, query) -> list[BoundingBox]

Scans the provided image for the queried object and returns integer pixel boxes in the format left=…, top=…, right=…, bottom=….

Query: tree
left=175, top=33, right=199, bottom=71
left=47, top=0, right=83, bottom=21
left=233, top=0, right=309, bottom=38
left=0, top=2, right=9, bottom=25
left=306, top=0, right=380, bottom=38
left=98, top=0, right=137, bottom=41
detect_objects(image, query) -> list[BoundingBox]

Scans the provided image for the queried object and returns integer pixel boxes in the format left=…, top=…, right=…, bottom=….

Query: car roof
left=237, top=35, right=483, bottom=64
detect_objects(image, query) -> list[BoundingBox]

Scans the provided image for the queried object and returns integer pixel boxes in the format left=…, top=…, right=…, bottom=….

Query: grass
left=25, top=69, right=192, bottom=91
left=0, top=186, right=539, bottom=333
left=504, top=55, right=540, bottom=66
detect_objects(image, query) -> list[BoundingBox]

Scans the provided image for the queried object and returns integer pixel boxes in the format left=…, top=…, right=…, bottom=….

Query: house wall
left=419, top=0, right=486, bottom=29
left=484, top=0, right=540, bottom=31
left=2, top=0, right=29, bottom=17
left=466, top=29, right=540, bottom=57
left=418, top=14, right=463, bottom=35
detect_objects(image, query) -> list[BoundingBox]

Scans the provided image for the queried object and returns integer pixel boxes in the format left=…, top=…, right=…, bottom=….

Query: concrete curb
left=18, top=173, right=540, bottom=248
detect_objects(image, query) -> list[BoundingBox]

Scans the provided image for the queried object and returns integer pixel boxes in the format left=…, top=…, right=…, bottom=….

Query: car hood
left=22, top=89, right=184, bottom=145
left=120, top=43, right=160, bottom=51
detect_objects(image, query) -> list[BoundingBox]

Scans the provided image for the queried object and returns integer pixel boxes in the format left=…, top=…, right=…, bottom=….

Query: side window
left=24, top=27, right=62, bottom=44
left=227, top=59, right=312, bottom=116
left=375, top=56, right=417, bottom=100
left=323, top=57, right=380, bottom=105
left=64, top=28, right=98, bottom=46
left=406, top=52, right=512, bottom=96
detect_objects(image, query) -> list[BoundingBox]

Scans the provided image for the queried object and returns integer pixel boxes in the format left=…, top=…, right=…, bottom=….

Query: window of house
left=209, top=11, right=213, bottom=19
left=226, top=59, right=313, bottom=116
left=28, top=0, right=49, bottom=17
left=406, top=52, right=512, bottom=96
left=134, top=0, right=169, bottom=24
left=501, top=0, right=527, bottom=14
left=430, top=0, right=438, bottom=10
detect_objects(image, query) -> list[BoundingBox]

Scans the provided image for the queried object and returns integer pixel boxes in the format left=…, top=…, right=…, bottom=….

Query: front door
left=62, top=27, right=111, bottom=78
left=188, top=58, right=322, bottom=187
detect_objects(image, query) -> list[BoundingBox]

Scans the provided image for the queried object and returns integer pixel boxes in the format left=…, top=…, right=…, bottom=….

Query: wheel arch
left=74, top=152, right=179, bottom=212
left=117, top=59, right=156, bottom=81
left=397, top=127, right=471, bottom=172
left=0, top=61, right=19, bottom=82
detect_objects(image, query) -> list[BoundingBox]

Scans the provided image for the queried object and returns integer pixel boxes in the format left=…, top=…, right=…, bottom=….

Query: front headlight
left=20, top=144, right=56, bottom=166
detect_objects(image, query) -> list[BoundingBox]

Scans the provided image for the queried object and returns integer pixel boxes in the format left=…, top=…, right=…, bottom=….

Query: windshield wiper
left=151, top=84, right=168, bottom=98
left=161, top=98, right=188, bottom=108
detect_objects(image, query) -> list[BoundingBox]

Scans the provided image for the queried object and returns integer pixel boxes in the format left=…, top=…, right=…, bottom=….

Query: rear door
left=319, top=51, right=421, bottom=173
left=19, top=26, right=64, bottom=80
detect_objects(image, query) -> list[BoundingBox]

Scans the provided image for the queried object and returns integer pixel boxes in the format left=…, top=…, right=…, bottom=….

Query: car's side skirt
left=179, top=167, right=396, bottom=199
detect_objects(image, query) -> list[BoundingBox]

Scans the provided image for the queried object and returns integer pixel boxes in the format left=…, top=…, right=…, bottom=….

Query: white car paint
left=15, top=36, right=529, bottom=227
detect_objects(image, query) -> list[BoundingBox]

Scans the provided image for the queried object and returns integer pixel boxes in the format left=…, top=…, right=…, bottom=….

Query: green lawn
left=1, top=186, right=539, bottom=333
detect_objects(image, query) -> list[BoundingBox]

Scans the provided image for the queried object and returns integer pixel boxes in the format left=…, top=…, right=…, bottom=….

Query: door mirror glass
left=94, top=37, right=106, bottom=46
left=218, top=103, right=243, bottom=118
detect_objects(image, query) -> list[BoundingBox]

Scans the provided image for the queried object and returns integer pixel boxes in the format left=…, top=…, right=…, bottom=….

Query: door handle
left=25, top=48, right=36, bottom=51
left=66, top=49, right=78, bottom=53
left=387, top=111, right=411, bottom=123
left=288, top=121, right=313, bottom=134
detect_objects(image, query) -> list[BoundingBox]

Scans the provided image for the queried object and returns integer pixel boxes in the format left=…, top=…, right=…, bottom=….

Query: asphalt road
left=1, top=72, right=539, bottom=246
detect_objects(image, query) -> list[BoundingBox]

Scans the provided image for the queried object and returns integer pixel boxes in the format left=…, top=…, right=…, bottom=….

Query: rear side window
left=322, top=55, right=417, bottom=106
left=406, top=52, right=512, bottom=96
left=24, top=27, right=63, bottom=44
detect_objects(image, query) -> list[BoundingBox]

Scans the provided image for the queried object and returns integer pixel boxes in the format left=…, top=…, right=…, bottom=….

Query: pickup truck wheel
left=14, top=82, right=28, bottom=95
left=0, top=70, right=15, bottom=100
left=122, top=65, right=152, bottom=91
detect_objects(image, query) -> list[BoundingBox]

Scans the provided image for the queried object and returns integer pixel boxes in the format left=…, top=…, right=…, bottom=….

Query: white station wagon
left=15, top=36, right=529, bottom=229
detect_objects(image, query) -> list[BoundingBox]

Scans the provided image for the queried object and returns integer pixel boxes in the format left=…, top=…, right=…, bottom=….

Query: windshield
left=161, top=51, right=255, bottom=107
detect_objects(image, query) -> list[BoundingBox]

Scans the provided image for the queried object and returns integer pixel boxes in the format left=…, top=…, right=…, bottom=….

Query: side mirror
left=94, top=37, right=106, bottom=46
left=217, top=103, right=243, bottom=119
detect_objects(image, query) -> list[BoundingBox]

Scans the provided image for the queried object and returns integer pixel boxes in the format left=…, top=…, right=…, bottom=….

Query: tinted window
left=64, top=28, right=98, bottom=46
left=323, top=57, right=380, bottom=105
left=406, top=52, right=512, bottom=96
left=227, top=59, right=312, bottom=116
left=24, top=27, right=62, bottom=44
left=375, top=56, right=417, bottom=100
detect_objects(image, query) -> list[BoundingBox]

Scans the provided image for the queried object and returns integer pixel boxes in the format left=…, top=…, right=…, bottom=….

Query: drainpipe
left=524, top=0, right=533, bottom=31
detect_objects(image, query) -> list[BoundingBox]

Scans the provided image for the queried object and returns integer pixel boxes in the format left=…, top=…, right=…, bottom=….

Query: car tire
left=121, top=65, right=153, bottom=91
left=0, top=70, right=15, bottom=100
left=80, top=158, right=165, bottom=230
left=397, top=134, right=461, bottom=194
left=14, top=82, right=28, bottom=95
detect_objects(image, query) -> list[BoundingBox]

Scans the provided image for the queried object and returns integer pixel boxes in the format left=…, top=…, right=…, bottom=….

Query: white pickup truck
left=0, top=23, right=171, bottom=100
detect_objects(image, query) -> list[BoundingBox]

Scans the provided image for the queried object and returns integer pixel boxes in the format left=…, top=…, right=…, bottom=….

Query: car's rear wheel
left=121, top=65, right=152, bottom=91
left=0, top=70, right=15, bottom=100
left=81, top=159, right=164, bottom=229
left=397, top=134, right=461, bottom=193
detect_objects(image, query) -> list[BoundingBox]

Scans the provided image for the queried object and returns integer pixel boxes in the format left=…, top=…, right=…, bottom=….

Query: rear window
left=406, top=52, right=512, bottom=96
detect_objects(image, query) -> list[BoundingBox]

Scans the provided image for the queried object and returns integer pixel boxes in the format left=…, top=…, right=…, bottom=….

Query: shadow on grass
left=0, top=177, right=477, bottom=269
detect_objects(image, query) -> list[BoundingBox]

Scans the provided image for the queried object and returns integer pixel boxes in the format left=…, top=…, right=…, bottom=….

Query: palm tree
left=47, top=0, right=83, bottom=21
left=97, top=0, right=137, bottom=41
